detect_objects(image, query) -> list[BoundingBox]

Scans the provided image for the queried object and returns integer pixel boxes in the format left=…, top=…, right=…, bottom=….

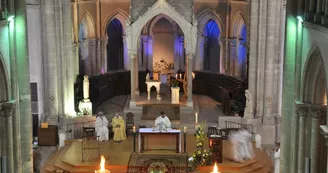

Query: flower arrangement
left=171, top=79, right=179, bottom=87
left=187, top=121, right=213, bottom=172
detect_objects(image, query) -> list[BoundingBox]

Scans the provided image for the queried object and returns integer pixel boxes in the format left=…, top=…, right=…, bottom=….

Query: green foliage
left=171, top=79, right=180, bottom=87
left=187, top=121, right=213, bottom=172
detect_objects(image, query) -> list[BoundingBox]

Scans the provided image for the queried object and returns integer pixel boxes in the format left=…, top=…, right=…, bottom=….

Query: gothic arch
left=142, top=14, right=181, bottom=36
left=196, top=9, right=224, bottom=36
left=0, top=52, right=9, bottom=101
left=102, top=10, right=129, bottom=37
left=79, top=12, right=96, bottom=39
left=302, top=45, right=327, bottom=104
left=232, top=12, right=246, bottom=37
left=126, top=0, right=196, bottom=54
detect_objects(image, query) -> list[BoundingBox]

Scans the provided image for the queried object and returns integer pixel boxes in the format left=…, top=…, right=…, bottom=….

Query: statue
left=244, top=89, right=253, bottom=118
left=83, top=75, right=90, bottom=102
left=146, top=73, right=150, bottom=80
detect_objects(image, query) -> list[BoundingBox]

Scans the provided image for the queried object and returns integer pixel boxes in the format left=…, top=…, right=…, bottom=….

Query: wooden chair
left=125, top=112, right=134, bottom=136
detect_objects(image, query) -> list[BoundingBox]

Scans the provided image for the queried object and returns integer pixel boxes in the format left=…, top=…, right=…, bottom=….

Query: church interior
left=1, top=0, right=328, bottom=172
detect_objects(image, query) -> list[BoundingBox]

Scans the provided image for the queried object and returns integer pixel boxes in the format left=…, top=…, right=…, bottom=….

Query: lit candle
left=133, top=126, right=136, bottom=133
left=179, top=74, right=182, bottom=79
left=184, top=126, right=186, bottom=133
left=211, top=162, right=219, bottom=173
left=176, top=74, right=178, bottom=79
left=195, top=112, right=198, bottom=124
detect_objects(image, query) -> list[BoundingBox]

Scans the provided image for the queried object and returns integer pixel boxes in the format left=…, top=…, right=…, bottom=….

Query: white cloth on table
left=229, top=130, right=254, bottom=162
left=95, top=116, right=109, bottom=142
left=274, top=148, right=280, bottom=173
left=155, top=116, right=171, bottom=130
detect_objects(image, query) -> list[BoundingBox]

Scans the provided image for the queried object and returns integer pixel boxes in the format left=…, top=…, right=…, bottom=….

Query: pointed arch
left=302, top=45, right=327, bottom=104
left=196, top=9, right=224, bottom=36
left=0, top=51, right=9, bottom=101
left=79, top=12, right=96, bottom=39
left=102, top=9, right=129, bottom=37
left=142, top=14, right=181, bottom=36
left=232, top=12, right=246, bottom=37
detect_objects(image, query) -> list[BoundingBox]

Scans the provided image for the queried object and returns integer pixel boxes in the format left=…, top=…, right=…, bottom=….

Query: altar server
left=155, top=111, right=171, bottom=130
left=112, top=112, right=126, bottom=142
left=95, top=112, right=109, bottom=142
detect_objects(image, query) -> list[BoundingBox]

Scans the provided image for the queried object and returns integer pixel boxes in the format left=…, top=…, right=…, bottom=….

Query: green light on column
left=7, top=15, right=15, bottom=22
left=297, top=16, right=303, bottom=23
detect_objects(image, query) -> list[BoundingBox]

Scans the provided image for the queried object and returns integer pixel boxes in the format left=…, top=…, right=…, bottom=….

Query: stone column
left=88, top=38, right=98, bottom=76
left=148, top=36, right=153, bottom=71
left=129, top=52, right=137, bottom=107
left=219, top=37, right=226, bottom=74
left=16, top=0, right=33, bottom=171
left=229, top=39, right=237, bottom=76
left=297, top=108, right=307, bottom=173
left=320, top=125, right=328, bottom=173
left=135, top=48, right=140, bottom=95
left=187, top=53, right=194, bottom=107
left=290, top=108, right=300, bottom=173
left=322, top=0, right=328, bottom=25
left=97, top=38, right=101, bottom=73
left=2, top=101, right=16, bottom=173
left=179, top=36, right=185, bottom=71
left=101, top=37, right=108, bottom=73
left=317, top=0, right=324, bottom=14
left=73, top=43, right=79, bottom=76
left=309, top=0, right=317, bottom=12
left=310, top=109, right=321, bottom=173
left=123, top=36, right=129, bottom=70
left=325, top=0, right=328, bottom=15
left=142, top=35, right=149, bottom=70
left=195, top=34, right=205, bottom=71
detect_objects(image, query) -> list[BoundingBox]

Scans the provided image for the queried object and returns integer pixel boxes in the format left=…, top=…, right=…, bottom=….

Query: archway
left=203, top=19, right=220, bottom=72
left=0, top=52, right=9, bottom=101
left=79, top=13, right=96, bottom=76
left=232, top=13, right=247, bottom=78
left=106, top=19, right=124, bottom=71
left=302, top=46, right=327, bottom=172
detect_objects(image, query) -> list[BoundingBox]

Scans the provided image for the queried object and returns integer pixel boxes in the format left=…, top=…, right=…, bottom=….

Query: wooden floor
left=43, top=134, right=273, bottom=173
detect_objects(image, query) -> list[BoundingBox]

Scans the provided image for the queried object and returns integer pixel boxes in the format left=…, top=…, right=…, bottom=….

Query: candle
left=179, top=74, right=182, bottom=79
left=176, top=74, right=178, bottom=79
left=133, top=126, right=136, bottom=133
left=184, top=126, right=186, bottom=133
left=195, top=112, right=198, bottom=124
left=211, top=162, right=219, bottom=173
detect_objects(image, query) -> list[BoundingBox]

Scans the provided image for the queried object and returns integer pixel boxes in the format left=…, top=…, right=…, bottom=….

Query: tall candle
left=176, top=74, right=178, bottom=79
left=133, top=126, right=136, bottom=133
left=184, top=126, right=186, bottom=133
left=195, top=113, right=198, bottom=124
left=179, top=74, right=182, bottom=79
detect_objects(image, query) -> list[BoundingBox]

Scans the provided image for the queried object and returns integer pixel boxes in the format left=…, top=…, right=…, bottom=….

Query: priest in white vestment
left=229, top=129, right=254, bottom=162
left=155, top=112, right=171, bottom=130
left=95, top=112, right=109, bottom=142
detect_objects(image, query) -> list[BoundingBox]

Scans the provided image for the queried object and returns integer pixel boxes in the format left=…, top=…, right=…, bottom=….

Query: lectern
left=209, top=136, right=224, bottom=163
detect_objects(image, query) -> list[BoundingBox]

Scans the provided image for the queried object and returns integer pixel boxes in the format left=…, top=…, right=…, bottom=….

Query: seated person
left=95, top=112, right=109, bottom=142
left=228, top=129, right=254, bottom=162
left=154, top=111, right=171, bottom=130
left=112, top=112, right=126, bottom=142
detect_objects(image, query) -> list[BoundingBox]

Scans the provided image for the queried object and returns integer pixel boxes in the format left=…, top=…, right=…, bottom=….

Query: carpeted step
left=240, top=162, right=263, bottom=173
left=43, top=147, right=66, bottom=173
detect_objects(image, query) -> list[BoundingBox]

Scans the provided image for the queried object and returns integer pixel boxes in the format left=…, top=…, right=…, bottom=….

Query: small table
left=138, top=128, right=181, bottom=153
left=145, top=80, right=161, bottom=100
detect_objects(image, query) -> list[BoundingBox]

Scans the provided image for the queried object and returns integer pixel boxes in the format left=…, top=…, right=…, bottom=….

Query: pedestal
left=145, top=80, right=161, bottom=100
left=171, top=87, right=180, bottom=104
left=79, top=101, right=93, bottom=116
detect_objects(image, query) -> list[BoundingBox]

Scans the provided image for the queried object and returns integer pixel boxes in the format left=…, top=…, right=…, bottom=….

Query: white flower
left=188, top=157, right=194, bottom=161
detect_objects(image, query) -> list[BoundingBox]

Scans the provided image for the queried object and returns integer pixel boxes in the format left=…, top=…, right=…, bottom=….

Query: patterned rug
left=142, top=104, right=180, bottom=120
left=127, top=153, right=188, bottom=173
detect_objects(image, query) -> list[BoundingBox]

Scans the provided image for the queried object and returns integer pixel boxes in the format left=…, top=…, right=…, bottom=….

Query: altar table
left=138, top=128, right=181, bottom=153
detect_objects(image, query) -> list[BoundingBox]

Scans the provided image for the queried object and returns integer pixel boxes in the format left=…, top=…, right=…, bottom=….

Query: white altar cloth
left=138, top=128, right=181, bottom=152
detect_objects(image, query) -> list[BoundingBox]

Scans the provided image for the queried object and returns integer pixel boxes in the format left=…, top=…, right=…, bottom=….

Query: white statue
left=83, top=75, right=90, bottom=102
left=244, top=90, right=253, bottom=118
left=146, top=73, right=150, bottom=80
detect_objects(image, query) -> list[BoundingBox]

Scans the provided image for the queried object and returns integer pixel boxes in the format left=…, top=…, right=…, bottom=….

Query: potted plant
left=171, top=79, right=179, bottom=88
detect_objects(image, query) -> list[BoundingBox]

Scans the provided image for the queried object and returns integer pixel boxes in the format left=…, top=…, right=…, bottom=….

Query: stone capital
left=128, top=50, right=137, bottom=59
left=0, top=100, right=16, bottom=118
left=228, top=38, right=237, bottom=46
left=296, top=107, right=308, bottom=117
left=219, top=37, right=226, bottom=46
left=88, top=38, right=98, bottom=46
left=320, top=125, right=328, bottom=146
left=186, top=53, right=195, bottom=59
left=309, top=108, right=326, bottom=118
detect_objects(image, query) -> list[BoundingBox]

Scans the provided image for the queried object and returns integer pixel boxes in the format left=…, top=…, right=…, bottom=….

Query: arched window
left=107, top=19, right=124, bottom=71
left=204, top=19, right=220, bottom=72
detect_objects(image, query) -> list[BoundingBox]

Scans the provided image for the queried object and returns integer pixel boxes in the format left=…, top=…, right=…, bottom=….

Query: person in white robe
left=155, top=112, right=171, bottom=130
left=274, top=147, right=280, bottom=173
left=255, top=134, right=262, bottom=150
left=95, top=112, right=109, bottom=142
left=229, top=129, right=254, bottom=162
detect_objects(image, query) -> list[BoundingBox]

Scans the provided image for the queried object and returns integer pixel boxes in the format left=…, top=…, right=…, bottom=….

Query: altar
left=138, top=128, right=181, bottom=153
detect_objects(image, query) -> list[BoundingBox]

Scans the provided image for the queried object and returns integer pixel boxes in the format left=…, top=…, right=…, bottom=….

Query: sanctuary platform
left=42, top=134, right=273, bottom=173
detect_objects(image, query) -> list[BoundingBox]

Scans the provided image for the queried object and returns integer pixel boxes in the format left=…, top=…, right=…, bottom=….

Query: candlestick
left=133, top=126, right=136, bottom=133
left=184, top=126, right=186, bottom=133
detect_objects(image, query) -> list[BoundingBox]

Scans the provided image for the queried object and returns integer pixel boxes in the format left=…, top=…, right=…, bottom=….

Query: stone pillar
left=88, top=38, right=98, bottom=76
left=135, top=48, right=140, bottom=95
left=229, top=39, right=237, bottom=77
left=129, top=52, right=137, bottom=107
left=310, top=109, right=321, bottom=173
left=148, top=36, right=153, bottom=71
left=219, top=37, right=226, bottom=74
left=322, top=0, right=328, bottom=25
left=97, top=38, right=101, bottom=73
left=123, top=36, right=129, bottom=70
left=73, top=43, right=79, bottom=76
left=290, top=108, right=300, bottom=173
left=298, top=109, right=307, bottom=173
left=1, top=101, right=16, bottom=173
left=101, top=37, right=108, bottom=73
left=187, top=53, right=194, bottom=107
left=309, top=0, right=317, bottom=12
left=195, top=34, right=205, bottom=71
left=320, top=125, right=328, bottom=173
left=179, top=36, right=185, bottom=71
left=142, top=35, right=149, bottom=70
left=325, top=0, right=328, bottom=15
left=16, top=0, right=33, bottom=171
left=317, top=0, right=324, bottom=14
